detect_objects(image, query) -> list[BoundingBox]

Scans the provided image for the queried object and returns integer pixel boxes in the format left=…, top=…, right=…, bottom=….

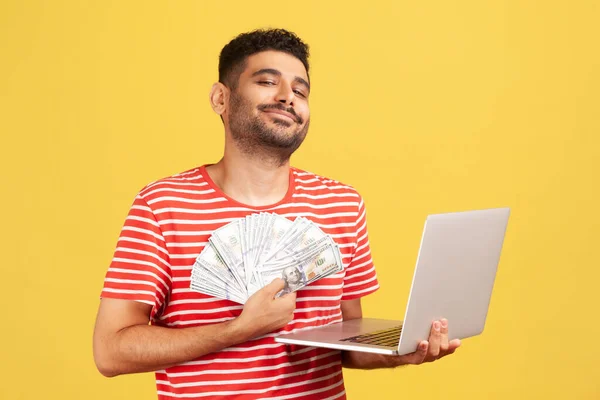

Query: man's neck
left=206, top=149, right=291, bottom=207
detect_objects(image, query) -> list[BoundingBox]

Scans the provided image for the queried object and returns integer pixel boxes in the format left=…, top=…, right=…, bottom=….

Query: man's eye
left=293, top=89, right=307, bottom=98
left=259, top=81, right=275, bottom=85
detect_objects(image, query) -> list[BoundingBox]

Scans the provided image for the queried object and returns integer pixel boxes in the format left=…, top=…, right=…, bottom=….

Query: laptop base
left=275, top=318, right=402, bottom=355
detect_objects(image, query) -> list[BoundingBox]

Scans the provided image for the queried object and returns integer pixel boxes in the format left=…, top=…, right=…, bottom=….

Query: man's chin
left=260, top=126, right=303, bottom=144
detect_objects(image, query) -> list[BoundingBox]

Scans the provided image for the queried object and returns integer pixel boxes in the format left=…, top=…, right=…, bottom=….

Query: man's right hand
left=236, top=278, right=297, bottom=339
left=93, top=278, right=297, bottom=377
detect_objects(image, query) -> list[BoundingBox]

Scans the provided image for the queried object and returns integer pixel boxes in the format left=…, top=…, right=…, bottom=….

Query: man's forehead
left=243, top=50, right=308, bottom=81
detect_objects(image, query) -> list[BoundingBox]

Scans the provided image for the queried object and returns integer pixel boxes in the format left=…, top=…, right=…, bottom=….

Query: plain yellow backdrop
left=1, top=1, right=598, bottom=399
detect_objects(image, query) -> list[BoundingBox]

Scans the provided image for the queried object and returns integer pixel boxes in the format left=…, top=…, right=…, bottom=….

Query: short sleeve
left=342, top=196, right=379, bottom=300
left=100, top=194, right=172, bottom=320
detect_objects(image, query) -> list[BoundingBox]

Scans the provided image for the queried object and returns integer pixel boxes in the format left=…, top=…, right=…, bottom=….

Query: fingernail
left=441, top=319, right=448, bottom=328
left=420, top=342, right=428, bottom=350
left=434, top=321, right=441, bottom=331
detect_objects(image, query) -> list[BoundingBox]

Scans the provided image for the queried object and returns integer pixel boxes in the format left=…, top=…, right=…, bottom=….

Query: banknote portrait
left=281, top=265, right=306, bottom=293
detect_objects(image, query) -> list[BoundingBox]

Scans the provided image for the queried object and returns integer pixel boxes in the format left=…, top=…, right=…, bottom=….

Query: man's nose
left=275, top=84, right=295, bottom=105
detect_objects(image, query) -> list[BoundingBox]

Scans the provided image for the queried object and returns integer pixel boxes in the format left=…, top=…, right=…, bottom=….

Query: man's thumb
left=265, top=278, right=286, bottom=295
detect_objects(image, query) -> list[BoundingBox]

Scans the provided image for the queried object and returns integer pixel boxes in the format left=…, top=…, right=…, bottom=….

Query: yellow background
left=1, top=1, right=598, bottom=399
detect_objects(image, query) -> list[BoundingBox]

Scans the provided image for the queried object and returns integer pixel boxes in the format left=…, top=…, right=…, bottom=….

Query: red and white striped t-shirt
left=101, top=165, right=379, bottom=399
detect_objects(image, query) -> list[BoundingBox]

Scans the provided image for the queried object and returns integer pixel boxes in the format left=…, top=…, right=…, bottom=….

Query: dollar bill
left=190, top=213, right=344, bottom=304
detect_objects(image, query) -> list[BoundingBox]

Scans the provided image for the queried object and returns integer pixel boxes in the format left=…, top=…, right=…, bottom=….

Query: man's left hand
left=392, top=318, right=461, bottom=366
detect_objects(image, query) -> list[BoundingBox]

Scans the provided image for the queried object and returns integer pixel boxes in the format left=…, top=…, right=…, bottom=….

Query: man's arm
left=340, top=299, right=461, bottom=369
left=93, top=278, right=295, bottom=377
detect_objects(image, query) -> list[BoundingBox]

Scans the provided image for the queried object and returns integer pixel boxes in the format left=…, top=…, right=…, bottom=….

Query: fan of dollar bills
left=190, top=213, right=344, bottom=304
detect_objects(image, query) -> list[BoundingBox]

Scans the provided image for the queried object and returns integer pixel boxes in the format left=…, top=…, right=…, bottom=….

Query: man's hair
left=218, top=28, right=310, bottom=89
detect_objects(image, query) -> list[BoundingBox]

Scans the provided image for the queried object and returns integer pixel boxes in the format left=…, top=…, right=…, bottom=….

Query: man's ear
left=209, top=82, right=229, bottom=117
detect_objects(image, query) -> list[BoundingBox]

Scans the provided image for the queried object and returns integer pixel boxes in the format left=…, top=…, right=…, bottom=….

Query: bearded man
left=93, top=28, right=459, bottom=400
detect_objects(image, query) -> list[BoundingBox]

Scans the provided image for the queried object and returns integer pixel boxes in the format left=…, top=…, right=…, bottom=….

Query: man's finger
left=438, top=346, right=458, bottom=359
left=427, top=321, right=441, bottom=358
left=279, top=290, right=297, bottom=302
left=403, top=340, right=428, bottom=365
left=436, top=339, right=461, bottom=360
left=416, top=340, right=429, bottom=364
left=264, top=278, right=286, bottom=296
left=395, top=340, right=429, bottom=365
left=448, top=338, right=461, bottom=351
left=439, top=318, right=449, bottom=353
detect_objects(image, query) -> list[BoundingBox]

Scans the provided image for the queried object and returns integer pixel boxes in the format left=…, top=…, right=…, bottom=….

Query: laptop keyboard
left=340, top=325, right=403, bottom=347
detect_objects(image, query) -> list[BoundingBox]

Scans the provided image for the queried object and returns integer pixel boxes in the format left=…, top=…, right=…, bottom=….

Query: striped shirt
left=101, top=165, right=379, bottom=399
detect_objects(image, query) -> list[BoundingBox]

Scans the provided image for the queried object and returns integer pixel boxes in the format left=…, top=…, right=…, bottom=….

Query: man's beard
left=228, top=90, right=309, bottom=166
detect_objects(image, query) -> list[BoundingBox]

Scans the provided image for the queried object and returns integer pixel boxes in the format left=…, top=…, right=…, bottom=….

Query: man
left=93, top=28, right=460, bottom=399
left=281, top=265, right=305, bottom=294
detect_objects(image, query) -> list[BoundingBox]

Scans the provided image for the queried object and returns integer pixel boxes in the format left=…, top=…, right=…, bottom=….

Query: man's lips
left=263, top=109, right=298, bottom=122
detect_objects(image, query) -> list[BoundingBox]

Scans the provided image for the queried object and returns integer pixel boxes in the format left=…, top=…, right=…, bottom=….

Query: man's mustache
left=258, top=103, right=303, bottom=124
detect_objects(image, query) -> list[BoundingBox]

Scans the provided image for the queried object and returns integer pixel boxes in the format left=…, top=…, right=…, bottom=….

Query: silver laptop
left=275, top=208, right=510, bottom=355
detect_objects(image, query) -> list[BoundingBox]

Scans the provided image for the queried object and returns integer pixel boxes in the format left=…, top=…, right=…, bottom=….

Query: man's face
left=225, top=51, right=311, bottom=164
left=283, top=267, right=302, bottom=284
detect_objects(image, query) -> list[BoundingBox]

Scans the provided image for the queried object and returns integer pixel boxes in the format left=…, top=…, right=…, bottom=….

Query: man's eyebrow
left=252, top=68, right=310, bottom=92
left=251, top=68, right=282, bottom=78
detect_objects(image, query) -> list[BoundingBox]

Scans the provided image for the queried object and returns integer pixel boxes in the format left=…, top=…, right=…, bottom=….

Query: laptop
left=275, top=207, right=510, bottom=355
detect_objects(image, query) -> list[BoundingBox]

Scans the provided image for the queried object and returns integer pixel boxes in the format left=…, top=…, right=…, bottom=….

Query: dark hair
left=218, top=28, right=310, bottom=89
